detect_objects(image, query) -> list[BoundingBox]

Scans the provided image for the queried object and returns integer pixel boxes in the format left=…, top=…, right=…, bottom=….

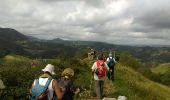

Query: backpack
left=30, top=78, right=52, bottom=100
left=108, top=57, right=115, bottom=68
left=96, top=60, right=106, bottom=77
left=58, top=77, right=74, bottom=100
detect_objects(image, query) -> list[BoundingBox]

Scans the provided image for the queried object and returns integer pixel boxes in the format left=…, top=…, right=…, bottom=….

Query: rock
left=117, top=96, right=127, bottom=100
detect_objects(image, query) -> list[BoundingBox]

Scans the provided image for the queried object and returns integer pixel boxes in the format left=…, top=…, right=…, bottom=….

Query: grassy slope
left=114, top=64, right=170, bottom=100
left=151, top=63, right=170, bottom=74
left=83, top=59, right=170, bottom=100
left=1, top=55, right=170, bottom=100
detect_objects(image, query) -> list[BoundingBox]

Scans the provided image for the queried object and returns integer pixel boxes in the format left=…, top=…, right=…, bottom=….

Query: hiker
left=106, top=53, right=116, bottom=81
left=91, top=53, right=110, bottom=100
left=102, top=53, right=107, bottom=62
left=29, top=64, right=64, bottom=100
left=58, top=68, right=80, bottom=100
left=88, top=48, right=97, bottom=60
left=93, top=49, right=97, bottom=60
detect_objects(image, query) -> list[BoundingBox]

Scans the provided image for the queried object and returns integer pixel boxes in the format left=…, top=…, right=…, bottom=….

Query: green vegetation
left=1, top=54, right=170, bottom=100
left=0, top=55, right=91, bottom=99
left=0, top=28, right=170, bottom=99
left=1, top=28, right=170, bottom=64
left=151, top=63, right=170, bottom=74
left=114, top=64, right=170, bottom=100
left=150, top=63, right=170, bottom=87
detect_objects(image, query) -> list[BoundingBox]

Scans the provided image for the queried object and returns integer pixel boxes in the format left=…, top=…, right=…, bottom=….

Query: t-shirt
left=106, top=57, right=116, bottom=64
left=33, top=78, right=54, bottom=100
left=91, top=61, right=109, bottom=80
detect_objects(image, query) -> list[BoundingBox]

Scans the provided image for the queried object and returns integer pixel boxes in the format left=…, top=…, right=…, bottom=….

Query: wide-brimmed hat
left=61, top=68, right=74, bottom=78
left=42, top=64, right=56, bottom=75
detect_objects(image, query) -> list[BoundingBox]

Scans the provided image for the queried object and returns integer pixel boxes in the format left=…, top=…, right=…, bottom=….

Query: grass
left=151, top=63, right=170, bottom=74
left=1, top=55, right=170, bottom=100
left=113, top=63, right=170, bottom=100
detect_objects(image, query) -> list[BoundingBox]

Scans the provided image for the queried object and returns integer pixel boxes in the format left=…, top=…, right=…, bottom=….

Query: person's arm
left=52, top=80, right=64, bottom=100
left=91, top=62, right=97, bottom=74
left=104, top=62, right=110, bottom=71
left=113, top=58, right=117, bottom=63
left=106, top=58, right=109, bottom=64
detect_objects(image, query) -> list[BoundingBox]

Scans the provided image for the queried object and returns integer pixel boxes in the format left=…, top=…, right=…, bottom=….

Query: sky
left=0, top=0, right=170, bottom=45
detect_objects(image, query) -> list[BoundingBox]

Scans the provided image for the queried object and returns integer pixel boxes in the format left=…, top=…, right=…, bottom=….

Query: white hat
left=42, top=64, right=56, bottom=75
left=109, top=53, right=112, bottom=57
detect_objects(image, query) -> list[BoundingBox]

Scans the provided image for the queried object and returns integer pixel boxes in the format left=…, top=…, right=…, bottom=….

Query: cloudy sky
left=0, top=0, right=170, bottom=45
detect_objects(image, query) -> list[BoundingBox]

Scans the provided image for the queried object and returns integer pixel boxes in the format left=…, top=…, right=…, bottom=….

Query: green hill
left=1, top=55, right=170, bottom=100
left=0, top=27, right=170, bottom=65
left=151, top=63, right=170, bottom=74
left=0, top=28, right=28, bottom=41
left=113, top=64, right=170, bottom=100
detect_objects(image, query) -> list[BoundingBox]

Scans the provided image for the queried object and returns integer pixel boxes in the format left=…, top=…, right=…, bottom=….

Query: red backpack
left=96, top=60, right=106, bottom=77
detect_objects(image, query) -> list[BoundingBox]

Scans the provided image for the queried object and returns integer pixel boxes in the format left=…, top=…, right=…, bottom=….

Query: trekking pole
left=114, top=51, right=115, bottom=58
left=89, top=75, right=93, bottom=97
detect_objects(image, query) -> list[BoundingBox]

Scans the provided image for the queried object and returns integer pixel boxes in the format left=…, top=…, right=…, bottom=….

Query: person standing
left=91, top=53, right=110, bottom=100
left=106, top=53, right=116, bottom=81
left=30, top=64, right=64, bottom=100
left=58, top=68, right=80, bottom=100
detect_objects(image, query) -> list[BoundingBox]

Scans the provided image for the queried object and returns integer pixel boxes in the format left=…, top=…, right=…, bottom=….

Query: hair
left=98, top=53, right=103, bottom=60
left=44, top=71, right=52, bottom=76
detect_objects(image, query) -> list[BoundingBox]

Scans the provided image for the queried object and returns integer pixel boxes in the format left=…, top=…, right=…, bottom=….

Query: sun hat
left=61, top=68, right=74, bottom=78
left=109, top=53, right=112, bottom=57
left=42, top=64, right=56, bottom=75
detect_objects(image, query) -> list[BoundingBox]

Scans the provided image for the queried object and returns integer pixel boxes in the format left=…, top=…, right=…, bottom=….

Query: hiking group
left=29, top=50, right=116, bottom=100
left=92, top=52, right=116, bottom=100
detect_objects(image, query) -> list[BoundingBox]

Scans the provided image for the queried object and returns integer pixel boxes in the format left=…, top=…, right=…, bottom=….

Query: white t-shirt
left=33, top=78, right=54, bottom=100
left=106, top=57, right=116, bottom=63
left=91, top=61, right=109, bottom=80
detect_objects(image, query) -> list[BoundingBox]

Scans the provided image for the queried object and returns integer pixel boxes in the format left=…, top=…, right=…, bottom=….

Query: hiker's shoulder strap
left=31, top=78, right=51, bottom=98
left=45, top=78, right=52, bottom=88
left=33, top=78, right=52, bottom=92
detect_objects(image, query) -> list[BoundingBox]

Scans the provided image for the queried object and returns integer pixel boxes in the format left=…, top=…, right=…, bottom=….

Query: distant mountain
left=0, top=28, right=29, bottom=57
left=26, top=36, right=40, bottom=41
left=49, top=38, right=170, bottom=63
left=0, top=28, right=28, bottom=41
left=0, top=28, right=170, bottom=64
left=0, top=28, right=78, bottom=58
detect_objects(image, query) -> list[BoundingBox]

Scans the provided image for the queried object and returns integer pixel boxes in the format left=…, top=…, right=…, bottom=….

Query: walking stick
left=89, top=75, right=93, bottom=96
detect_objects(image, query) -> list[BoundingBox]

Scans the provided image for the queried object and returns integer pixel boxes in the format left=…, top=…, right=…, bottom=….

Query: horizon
left=0, top=0, right=170, bottom=45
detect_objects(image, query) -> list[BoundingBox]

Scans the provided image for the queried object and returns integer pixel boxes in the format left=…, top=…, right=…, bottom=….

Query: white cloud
left=0, top=0, right=170, bottom=45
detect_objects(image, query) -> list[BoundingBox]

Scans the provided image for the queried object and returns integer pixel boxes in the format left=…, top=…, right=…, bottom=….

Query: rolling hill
left=1, top=55, right=170, bottom=99
left=0, top=27, right=170, bottom=64
left=113, top=64, right=170, bottom=100
left=151, top=63, right=170, bottom=74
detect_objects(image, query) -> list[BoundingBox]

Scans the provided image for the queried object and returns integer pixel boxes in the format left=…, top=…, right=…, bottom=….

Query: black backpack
left=58, top=77, right=74, bottom=100
left=108, top=57, right=115, bottom=68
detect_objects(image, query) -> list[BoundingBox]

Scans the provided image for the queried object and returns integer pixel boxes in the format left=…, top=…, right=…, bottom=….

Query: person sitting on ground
left=91, top=53, right=110, bottom=100
left=58, top=68, right=80, bottom=100
left=106, top=53, right=117, bottom=81
left=30, top=64, right=64, bottom=100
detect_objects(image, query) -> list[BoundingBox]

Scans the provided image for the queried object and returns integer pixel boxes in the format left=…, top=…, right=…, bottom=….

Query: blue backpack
left=30, top=78, right=52, bottom=100
left=108, top=57, right=115, bottom=68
